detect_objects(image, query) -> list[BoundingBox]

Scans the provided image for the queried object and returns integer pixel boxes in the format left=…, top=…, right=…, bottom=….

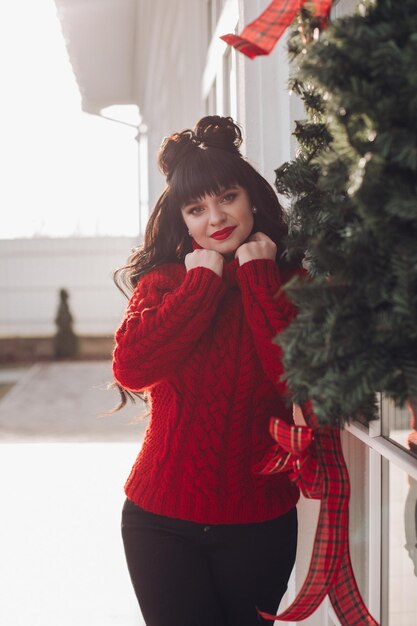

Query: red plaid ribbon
left=221, top=0, right=333, bottom=58
left=257, top=407, right=379, bottom=625
left=257, top=419, right=322, bottom=499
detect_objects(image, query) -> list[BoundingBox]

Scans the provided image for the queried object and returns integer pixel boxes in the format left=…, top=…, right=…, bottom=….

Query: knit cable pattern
left=113, top=259, right=300, bottom=524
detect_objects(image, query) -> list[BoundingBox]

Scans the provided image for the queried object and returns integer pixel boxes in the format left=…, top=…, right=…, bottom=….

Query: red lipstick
left=210, top=226, right=236, bottom=241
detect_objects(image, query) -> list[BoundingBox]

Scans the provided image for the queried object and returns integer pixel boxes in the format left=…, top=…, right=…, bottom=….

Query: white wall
left=134, top=0, right=208, bottom=209
left=238, top=0, right=293, bottom=185
left=0, top=236, right=137, bottom=337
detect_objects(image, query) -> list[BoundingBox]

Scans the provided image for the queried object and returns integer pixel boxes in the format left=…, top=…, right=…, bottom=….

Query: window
left=383, top=459, right=417, bottom=625
left=203, top=0, right=238, bottom=117
left=382, top=396, right=417, bottom=459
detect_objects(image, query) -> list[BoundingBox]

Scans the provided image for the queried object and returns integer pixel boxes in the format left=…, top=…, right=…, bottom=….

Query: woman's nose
left=208, top=205, right=226, bottom=226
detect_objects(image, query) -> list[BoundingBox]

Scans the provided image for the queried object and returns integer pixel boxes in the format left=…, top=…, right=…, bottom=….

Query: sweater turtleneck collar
left=223, top=257, right=239, bottom=287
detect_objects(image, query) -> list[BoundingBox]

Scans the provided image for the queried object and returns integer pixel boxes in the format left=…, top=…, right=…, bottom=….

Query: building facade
left=194, top=2, right=417, bottom=624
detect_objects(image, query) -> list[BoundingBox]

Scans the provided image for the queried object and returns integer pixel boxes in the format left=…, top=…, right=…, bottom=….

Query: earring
left=188, top=230, right=192, bottom=236
left=252, top=206, right=258, bottom=214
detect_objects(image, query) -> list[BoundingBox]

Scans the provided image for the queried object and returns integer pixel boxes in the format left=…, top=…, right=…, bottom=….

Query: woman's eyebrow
left=215, top=185, right=239, bottom=197
left=182, top=186, right=239, bottom=209
left=182, top=198, right=202, bottom=209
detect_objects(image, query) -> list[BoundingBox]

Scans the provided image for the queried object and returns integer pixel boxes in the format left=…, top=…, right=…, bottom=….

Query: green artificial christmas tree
left=276, top=0, right=417, bottom=425
left=54, top=288, right=79, bottom=359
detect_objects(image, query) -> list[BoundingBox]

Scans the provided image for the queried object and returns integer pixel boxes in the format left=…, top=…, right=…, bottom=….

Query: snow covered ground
left=0, top=442, right=144, bottom=626
left=0, top=362, right=146, bottom=626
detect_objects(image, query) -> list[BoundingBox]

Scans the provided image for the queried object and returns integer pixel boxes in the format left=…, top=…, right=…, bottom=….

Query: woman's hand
left=235, top=232, right=277, bottom=266
left=185, top=249, right=224, bottom=277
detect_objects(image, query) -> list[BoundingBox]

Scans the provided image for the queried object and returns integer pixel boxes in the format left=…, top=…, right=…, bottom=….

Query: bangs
left=168, top=148, right=249, bottom=207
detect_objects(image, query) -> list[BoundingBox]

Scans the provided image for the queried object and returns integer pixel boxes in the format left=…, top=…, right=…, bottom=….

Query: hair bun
left=193, top=116, right=242, bottom=153
left=158, top=116, right=242, bottom=179
left=158, top=130, right=195, bottom=178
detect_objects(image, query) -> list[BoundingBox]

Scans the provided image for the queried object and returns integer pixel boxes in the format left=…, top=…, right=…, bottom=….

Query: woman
left=112, top=116, right=300, bottom=626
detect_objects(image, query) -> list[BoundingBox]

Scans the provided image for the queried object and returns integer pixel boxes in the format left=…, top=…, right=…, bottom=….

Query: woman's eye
left=190, top=206, right=204, bottom=215
left=221, top=193, right=236, bottom=203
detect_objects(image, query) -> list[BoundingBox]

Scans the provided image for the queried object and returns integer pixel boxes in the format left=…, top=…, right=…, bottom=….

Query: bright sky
left=0, top=2, right=140, bottom=239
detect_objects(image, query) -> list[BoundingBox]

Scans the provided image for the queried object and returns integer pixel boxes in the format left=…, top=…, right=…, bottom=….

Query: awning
left=55, top=0, right=138, bottom=115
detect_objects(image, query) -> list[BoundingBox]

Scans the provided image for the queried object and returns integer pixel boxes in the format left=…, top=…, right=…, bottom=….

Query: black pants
left=121, top=499, right=297, bottom=626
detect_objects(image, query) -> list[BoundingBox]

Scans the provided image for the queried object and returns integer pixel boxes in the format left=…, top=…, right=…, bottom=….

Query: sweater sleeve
left=236, top=259, right=299, bottom=395
left=112, top=264, right=226, bottom=391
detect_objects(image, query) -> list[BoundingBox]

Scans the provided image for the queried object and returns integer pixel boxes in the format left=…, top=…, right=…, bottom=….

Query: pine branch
left=275, top=0, right=417, bottom=425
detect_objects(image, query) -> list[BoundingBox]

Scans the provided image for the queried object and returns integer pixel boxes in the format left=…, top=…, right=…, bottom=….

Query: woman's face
left=181, top=185, right=254, bottom=257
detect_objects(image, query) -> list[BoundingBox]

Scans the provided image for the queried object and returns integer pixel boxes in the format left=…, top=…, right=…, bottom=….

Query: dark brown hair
left=112, top=116, right=298, bottom=411
left=114, top=115, right=293, bottom=296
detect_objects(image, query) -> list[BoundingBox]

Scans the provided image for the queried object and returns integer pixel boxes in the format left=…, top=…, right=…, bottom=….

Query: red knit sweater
left=112, top=258, right=300, bottom=524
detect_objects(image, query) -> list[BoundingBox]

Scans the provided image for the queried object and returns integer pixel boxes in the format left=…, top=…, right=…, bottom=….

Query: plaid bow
left=257, top=405, right=379, bottom=625
left=220, top=0, right=333, bottom=58
left=257, top=418, right=322, bottom=499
